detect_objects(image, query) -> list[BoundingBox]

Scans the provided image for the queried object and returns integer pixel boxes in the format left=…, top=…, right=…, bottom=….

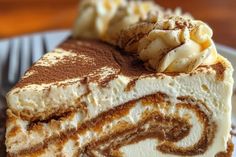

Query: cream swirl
left=116, top=16, right=218, bottom=72
left=137, top=16, right=218, bottom=72
left=104, top=1, right=163, bottom=44
left=73, top=0, right=126, bottom=38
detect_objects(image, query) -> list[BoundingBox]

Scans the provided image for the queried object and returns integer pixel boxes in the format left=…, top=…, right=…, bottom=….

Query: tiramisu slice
left=5, top=0, right=234, bottom=157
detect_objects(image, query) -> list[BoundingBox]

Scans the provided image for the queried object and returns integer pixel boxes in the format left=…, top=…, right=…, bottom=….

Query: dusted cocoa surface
left=15, top=39, right=151, bottom=88
left=14, top=38, right=227, bottom=89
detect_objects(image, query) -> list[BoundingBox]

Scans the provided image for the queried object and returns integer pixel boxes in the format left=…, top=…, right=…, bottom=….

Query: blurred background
left=0, top=0, right=236, bottom=48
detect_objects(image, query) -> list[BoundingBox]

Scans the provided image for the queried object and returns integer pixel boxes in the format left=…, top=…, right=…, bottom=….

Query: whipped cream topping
left=73, top=0, right=219, bottom=73
left=73, top=0, right=126, bottom=39
left=137, top=16, right=218, bottom=72
left=104, top=1, right=163, bottom=44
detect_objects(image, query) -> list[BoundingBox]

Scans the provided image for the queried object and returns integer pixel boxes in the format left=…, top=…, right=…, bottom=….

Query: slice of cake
left=5, top=0, right=234, bottom=157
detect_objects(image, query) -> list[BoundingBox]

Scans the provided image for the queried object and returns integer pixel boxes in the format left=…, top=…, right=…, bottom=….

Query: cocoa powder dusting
left=14, top=38, right=224, bottom=89
left=211, top=62, right=226, bottom=81
left=15, top=39, right=150, bottom=88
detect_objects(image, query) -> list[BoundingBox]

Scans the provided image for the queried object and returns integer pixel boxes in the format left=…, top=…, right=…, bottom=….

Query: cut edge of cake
left=5, top=39, right=234, bottom=157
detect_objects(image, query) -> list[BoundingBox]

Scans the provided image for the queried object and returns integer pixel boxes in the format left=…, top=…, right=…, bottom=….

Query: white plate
left=0, top=30, right=235, bottom=155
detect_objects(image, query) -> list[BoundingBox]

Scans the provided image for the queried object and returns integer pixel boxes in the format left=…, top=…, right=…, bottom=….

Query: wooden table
left=0, top=0, right=236, bottom=49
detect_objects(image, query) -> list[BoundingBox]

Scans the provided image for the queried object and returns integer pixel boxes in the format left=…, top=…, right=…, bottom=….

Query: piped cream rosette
left=136, top=16, right=218, bottom=72
left=73, top=0, right=127, bottom=38
left=103, top=1, right=164, bottom=44
left=73, top=0, right=188, bottom=40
